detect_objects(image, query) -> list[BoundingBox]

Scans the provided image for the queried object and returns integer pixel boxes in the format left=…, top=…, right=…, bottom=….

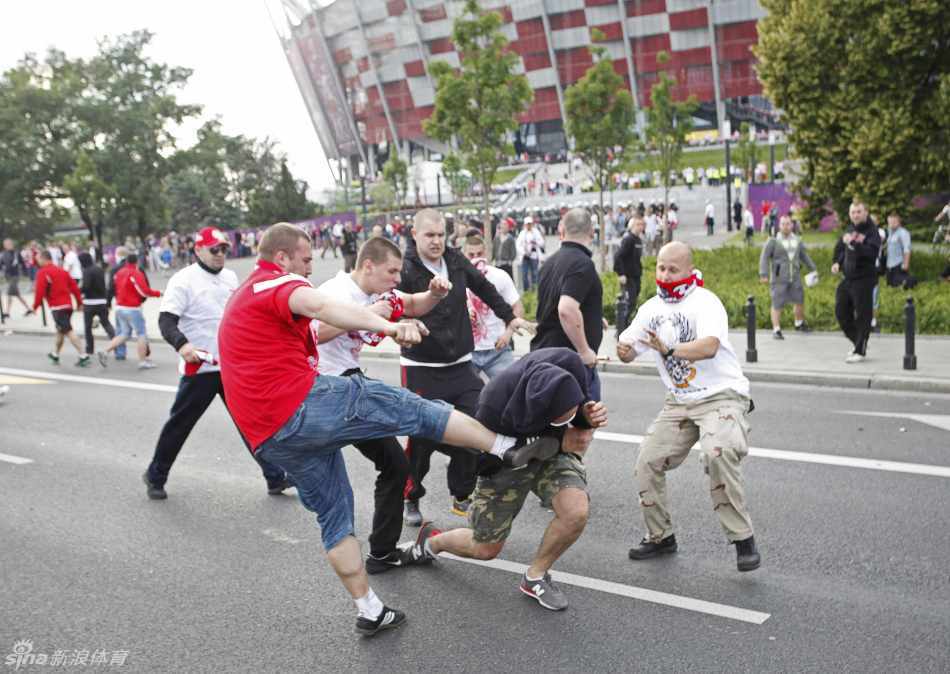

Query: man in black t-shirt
left=531, top=207, right=603, bottom=404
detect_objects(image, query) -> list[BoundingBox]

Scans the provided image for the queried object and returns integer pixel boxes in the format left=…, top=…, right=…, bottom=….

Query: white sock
left=489, top=434, right=517, bottom=458
left=525, top=571, right=544, bottom=582
left=355, top=588, right=384, bottom=620
left=773, top=327, right=781, bottom=333
left=424, top=538, right=436, bottom=558
left=794, top=319, right=803, bottom=327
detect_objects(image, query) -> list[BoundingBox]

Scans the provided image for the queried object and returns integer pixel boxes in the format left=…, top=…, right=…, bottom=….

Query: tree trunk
left=481, top=169, right=494, bottom=262
left=598, top=180, right=606, bottom=272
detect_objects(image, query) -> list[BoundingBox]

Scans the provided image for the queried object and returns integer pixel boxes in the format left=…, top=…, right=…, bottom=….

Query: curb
left=5, top=328, right=948, bottom=394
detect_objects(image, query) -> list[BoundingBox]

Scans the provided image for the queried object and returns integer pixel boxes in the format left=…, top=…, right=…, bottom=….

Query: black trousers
left=402, top=362, right=482, bottom=501
left=82, top=304, right=115, bottom=354
left=147, top=371, right=285, bottom=487
left=885, top=266, right=917, bottom=289
left=835, top=277, right=875, bottom=356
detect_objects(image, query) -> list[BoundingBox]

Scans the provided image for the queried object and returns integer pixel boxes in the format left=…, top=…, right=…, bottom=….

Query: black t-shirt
left=530, top=241, right=603, bottom=353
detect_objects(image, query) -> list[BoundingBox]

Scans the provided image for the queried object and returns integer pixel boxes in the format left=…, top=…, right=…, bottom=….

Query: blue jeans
left=115, top=307, right=147, bottom=338
left=256, top=375, right=452, bottom=551
left=521, top=257, right=539, bottom=291
left=471, top=347, right=515, bottom=379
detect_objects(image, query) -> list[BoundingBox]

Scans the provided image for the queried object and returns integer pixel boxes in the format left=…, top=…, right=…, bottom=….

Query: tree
left=565, top=28, right=637, bottom=265
left=756, top=0, right=950, bottom=223
left=247, top=160, right=317, bottom=226
left=423, top=0, right=532, bottom=258
left=731, top=122, right=761, bottom=184
left=641, top=51, right=697, bottom=242
left=441, top=153, right=471, bottom=204
left=382, top=153, right=408, bottom=208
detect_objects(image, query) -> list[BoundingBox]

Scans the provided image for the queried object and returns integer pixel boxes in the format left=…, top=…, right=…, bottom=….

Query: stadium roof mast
left=615, top=0, right=641, bottom=111
left=706, top=0, right=727, bottom=137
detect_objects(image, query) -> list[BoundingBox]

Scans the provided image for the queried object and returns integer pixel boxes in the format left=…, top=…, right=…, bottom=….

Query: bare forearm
left=316, top=323, right=348, bottom=342
left=403, top=290, right=440, bottom=317
left=558, top=305, right=590, bottom=354
left=290, top=288, right=391, bottom=333
left=670, top=336, right=720, bottom=362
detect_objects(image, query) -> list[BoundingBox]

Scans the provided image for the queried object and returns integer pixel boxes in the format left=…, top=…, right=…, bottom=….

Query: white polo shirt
left=315, top=271, right=402, bottom=376
left=160, top=263, right=238, bottom=375
left=468, top=265, right=519, bottom=352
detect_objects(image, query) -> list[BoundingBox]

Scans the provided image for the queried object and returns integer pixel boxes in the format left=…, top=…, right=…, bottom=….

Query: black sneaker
left=502, top=433, right=561, bottom=468
left=76, top=355, right=91, bottom=367
left=266, top=476, right=293, bottom=495
left=355, top=606, right=406, bottom=636
left=47, top=352, right=60, bottom=365
left=794, top=322, right=812, bottom=333
left=403, top=499, right=423, bottom=527
left=772, top=330, right=784, bottom=340
left=142, top=472, right=167, bottom=500
left=735, top=535, right=761, bottom=572
left=628, top=534, right=678, bottom=560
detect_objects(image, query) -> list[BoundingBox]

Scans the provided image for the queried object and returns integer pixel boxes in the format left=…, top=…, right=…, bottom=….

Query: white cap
left=524, top=216, right=533, bottom=224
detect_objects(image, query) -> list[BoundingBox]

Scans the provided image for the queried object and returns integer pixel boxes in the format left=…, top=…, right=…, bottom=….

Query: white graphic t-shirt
left=315, top=271, right=401, bottom=376
left=467, top=264, right=519, bottom=352
left=619, top=287, right=749, bottom=402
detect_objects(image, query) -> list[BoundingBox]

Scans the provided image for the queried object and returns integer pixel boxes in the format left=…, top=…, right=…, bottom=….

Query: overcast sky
left=0, top=0, right=336, bottom=194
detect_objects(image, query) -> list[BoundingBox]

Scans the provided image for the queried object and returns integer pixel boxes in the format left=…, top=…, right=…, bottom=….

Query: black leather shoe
left=735, top=535, right=761, bottom=572
left=142, top=472, right=167, bottom=500
left=355, top=606, right=406, bottom=636
left=628, top=534, right=678, bottom=560
left=266, top=476, right=294, bottom=495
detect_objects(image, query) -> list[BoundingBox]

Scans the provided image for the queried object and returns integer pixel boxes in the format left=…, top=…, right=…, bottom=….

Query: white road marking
left=594, top=431, right=950, bottom=479
left=0, top=452, right=33, bottom=465
left=0, top=375, right=51, bottom=385
left=441, top=553, right=770, bottom=624
left=261, top=528, right=304, bottom=545
left=835, top=410, right=950, bottom=432
left=0, top=367, right=177, bottom=393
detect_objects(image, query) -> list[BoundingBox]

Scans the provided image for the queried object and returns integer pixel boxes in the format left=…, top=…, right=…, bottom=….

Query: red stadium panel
left=669, top=46, right=712, bottom=69
left=496, top=6, right=513, bottom=23
left=383, top=79, right=413, bottom=112
left=386, top=0, right=406, bottom=16
left=511, top=34, right=549, bottom=56
left=333, top=47, right=352, bottom=65
left=556, top=47, right=595, bottom=86
left=404, top=59, right=426, bottom=77
left=549, top=9, right=587, bottom=30
left=631, top=33, right=672, bottom=73
left=668, top=7, right=707, bottom=31
left=585, top=0, right=616, bottom=6
left=522, top=52, right=552, bottom=71
left=720, top=20, right=758, bottom=42
left=357, top=57, right=370, bottom=73
left=592, top=22, right=623, bottom=41
left=419, top=4, right=447, bottom=22
left=625, top=0, right=667, bottom=18
left=516, top=18, right=544, bottom=39
left=428, top=37, right=454, bottom=54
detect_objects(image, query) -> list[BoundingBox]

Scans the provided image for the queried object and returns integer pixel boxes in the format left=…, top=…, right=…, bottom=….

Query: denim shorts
left=471, top=347, right=515, bottom=379
left=115, top=308, right=147, bottom=338
left=256, top=374, right=452, bottom=551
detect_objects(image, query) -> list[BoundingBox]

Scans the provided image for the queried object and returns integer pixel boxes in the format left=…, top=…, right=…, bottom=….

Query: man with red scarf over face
left=616, top=242, right=761, bottom=572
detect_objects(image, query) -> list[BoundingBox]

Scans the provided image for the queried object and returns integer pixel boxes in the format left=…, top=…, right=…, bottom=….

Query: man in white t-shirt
left=143, top=226, right=291, bottom=500
left=704, top=200, right=715, bottom=235
left=463, top=234, right=522, bottom=379
left=616, top=241, right=760, bottom=572
left=515, top=217, right=546, bottom=291
left=314, top=235, right=454, bottom=573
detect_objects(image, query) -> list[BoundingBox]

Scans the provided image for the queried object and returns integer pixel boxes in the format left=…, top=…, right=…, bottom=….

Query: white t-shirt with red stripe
left=218, top=259, right=318, bottom=450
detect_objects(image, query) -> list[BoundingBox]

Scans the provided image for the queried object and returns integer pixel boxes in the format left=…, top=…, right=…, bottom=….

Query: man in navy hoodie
left=413, top=347, right=607, bottom=612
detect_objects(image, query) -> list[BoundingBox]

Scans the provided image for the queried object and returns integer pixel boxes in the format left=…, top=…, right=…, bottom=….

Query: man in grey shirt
left=492, top=218, right=517, bottom=280
left=884, top=213, right=916, bottom=289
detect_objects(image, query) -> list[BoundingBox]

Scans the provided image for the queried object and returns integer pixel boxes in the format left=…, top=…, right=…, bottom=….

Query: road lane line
left=0, top=367, right=178, bottom=393
left=4, top=367, right=947, bottom=479
left=440, top=553, right=770, bottom=624
left=0, top=452, right=33, bottom=465
left=594, top=431, right=950, bottom=479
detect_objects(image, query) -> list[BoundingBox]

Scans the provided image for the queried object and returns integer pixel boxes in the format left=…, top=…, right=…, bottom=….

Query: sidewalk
left=4, top=299, right=949, bottom=393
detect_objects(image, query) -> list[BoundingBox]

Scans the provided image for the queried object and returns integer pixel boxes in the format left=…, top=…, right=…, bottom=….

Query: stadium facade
left=274, top=0, right=771, bottom=183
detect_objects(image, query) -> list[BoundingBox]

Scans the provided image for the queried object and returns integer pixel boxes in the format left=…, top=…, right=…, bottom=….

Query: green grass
left=522, top=246, right=950, bottom=333
left=493, top=168, right=525, bottom=185
left=627, top=144, right=788, bottom=174
left=724, top=230, right=843, bottom=248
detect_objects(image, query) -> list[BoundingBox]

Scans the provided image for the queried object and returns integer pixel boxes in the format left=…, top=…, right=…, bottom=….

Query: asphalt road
left=1, top=334, right=949, bottom=672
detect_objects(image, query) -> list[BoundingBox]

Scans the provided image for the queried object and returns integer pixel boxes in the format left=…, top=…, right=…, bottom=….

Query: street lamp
left=358, top=160, right=368, bottom=237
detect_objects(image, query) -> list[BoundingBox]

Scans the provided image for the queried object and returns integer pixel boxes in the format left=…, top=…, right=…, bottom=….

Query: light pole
left=358, top=161, right=368, bottom=238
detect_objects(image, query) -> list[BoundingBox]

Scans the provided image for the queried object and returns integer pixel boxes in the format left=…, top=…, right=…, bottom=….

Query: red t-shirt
left=218, top=260, right=319, bottom=450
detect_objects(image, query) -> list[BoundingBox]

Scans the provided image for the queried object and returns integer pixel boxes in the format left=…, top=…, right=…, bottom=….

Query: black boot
left=735, top=535, right=761, bottom=572
left=628, top=534, right=678, bottom=560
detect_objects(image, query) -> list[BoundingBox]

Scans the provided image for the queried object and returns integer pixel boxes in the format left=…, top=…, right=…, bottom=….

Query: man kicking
left=413, top=347, right=608, bottom=611
left=218, top=223, right=558, bottom=637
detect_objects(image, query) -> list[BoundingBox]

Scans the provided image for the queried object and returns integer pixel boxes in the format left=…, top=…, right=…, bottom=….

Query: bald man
left=617, top=242, right=761, bottom=572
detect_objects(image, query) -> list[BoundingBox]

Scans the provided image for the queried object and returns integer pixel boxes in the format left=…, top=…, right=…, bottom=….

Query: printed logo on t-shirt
left=648, top=312, right=699, bottom=390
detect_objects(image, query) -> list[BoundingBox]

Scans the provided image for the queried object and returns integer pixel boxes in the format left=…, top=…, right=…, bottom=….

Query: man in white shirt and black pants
left=314, top=236, right=454, bottom=573
left=143, top=227, right=291, bottom=499
left=617, top=241, right=761, bottom=572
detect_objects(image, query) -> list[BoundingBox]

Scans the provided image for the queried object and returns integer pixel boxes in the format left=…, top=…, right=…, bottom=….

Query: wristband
left=663, top=346, right=675, bottom=359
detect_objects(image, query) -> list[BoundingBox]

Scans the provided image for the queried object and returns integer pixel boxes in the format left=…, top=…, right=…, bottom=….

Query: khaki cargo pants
left=636, top=389, right=754, bottom=543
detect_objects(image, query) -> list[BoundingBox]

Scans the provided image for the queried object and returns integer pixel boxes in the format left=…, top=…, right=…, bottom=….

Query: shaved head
left=655, top=242, right=693, bottom=282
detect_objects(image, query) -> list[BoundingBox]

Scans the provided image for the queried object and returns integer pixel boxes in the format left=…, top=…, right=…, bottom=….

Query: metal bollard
left=745, top=295, right=758, bottom=363
left=903, top=297, right=917, bottom=370
left=615, top=291, right=630, bottom=339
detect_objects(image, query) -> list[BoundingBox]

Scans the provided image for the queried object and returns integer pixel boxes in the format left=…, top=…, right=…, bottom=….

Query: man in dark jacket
left=612, top=216, right=644, bottom=332
left=412, top=348, right=607, bottom=611
left=831, top=200, right=881, bottom=362
left=398, top=208, right=535, bottom=525
left=78, top=252, right=115, bottom=364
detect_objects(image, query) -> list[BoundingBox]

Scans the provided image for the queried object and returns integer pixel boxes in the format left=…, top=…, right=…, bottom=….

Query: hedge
left=520, top=247, right=950, bottom=334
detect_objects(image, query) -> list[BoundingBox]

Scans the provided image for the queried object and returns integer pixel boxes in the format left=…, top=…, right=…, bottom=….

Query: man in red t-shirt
left=218, top=222, right=560, bottom=637
left=33, top=250, right=88, bottom=366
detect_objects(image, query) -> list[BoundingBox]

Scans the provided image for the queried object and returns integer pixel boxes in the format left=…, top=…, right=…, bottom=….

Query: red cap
left=195, top=227, right=230, bottom=248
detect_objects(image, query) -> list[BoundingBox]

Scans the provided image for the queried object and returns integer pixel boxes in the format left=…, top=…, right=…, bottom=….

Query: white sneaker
left=844, top=353, right=866, bottom=364
left=138, top=360, right=157, bottom=370
left=0, top=385, right=9, bottom=400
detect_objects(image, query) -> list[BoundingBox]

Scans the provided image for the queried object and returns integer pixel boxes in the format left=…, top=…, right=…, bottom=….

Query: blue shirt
left=886, top=227, right=911, bottom=269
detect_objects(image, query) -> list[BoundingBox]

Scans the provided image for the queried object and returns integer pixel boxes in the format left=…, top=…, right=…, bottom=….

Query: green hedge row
left=520, top=247, right=950, bottom=334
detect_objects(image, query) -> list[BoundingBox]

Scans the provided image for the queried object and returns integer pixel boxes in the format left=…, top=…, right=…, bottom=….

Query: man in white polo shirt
left=315, top=236, right=452, bottom=574
left=617, top=241, right=761, bottom=572
left=142, top=226, right=290, bottom=500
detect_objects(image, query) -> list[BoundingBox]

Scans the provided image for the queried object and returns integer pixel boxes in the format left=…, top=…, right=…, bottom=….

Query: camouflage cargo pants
left=636, top=389, right=754, bottom=543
